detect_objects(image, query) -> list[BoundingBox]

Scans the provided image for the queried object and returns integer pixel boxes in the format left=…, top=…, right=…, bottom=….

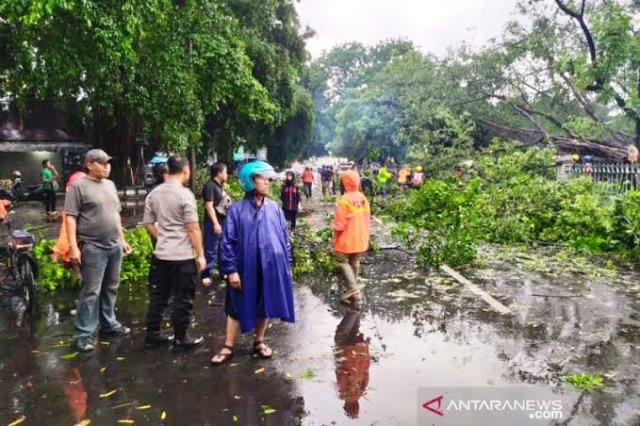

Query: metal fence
left=558, top=163, right=640, bottom=194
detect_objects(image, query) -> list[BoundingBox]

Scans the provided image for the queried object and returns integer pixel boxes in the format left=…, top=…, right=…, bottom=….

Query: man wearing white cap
left=65, top=149, right=133, bottom=352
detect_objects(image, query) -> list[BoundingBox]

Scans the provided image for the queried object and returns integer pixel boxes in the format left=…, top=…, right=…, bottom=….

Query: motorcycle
left=9, top=172, right=46, bottom=202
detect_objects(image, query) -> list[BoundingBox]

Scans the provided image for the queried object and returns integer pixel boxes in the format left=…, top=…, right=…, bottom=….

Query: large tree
left=0, top=0, right=312, bottom=182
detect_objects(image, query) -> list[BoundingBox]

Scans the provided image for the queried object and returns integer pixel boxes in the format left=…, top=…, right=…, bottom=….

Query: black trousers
left=43, top=188, right=56, bottom=213
left=283, top=209, right=298, bottom=230
left=145, top=256, right=197, bottom=339
left=304, top=182, right=312, bottom=198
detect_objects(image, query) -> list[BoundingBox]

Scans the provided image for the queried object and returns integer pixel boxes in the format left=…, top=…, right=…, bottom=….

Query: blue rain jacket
left=219, top=195, right=295, bottom=333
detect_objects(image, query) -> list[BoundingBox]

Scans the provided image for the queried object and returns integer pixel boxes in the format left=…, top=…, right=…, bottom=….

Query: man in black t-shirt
left=202, top=162, right=230, bottom=285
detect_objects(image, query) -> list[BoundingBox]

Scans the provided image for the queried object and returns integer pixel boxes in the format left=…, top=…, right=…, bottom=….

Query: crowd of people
left=47, top=149, right=372, bottom=372
left=294, top=162, right=429, bottom=202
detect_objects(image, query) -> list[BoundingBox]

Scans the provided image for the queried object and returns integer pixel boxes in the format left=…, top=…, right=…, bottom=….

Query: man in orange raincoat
left=332, top=170, right=370, bottom=301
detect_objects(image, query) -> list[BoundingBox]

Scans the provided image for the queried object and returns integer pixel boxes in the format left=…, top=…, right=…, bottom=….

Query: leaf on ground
left=229, top=363, right=238, bottom=368
left=233, top=395, right=241, bottom=400
left=74, top=420, right=91, bottom=426
left=137, top=405, right=151, bottom=410
left=100, top=367, right=107, bottom=374
left=232, top=415, right=239, bottom=422
left=285, top=372, right=292, bottom=379
left=99, top=341, right=110, bottom=346
left=116, top=357, right=126, bottom=361
left=254, top=367, right=265, bottom=374
left=263, top=408, right=277, bottom=415
left=117, top=420, right=134, bottom=424
left=99, top=389, right=117, bottom=398
left=110, top=403, right=134, bottom=410
left=7, top=416, right=26, bottom=426
left=160, top=411, right=167, bottom=420
left=60, top=352, right=79, bottom=360
left=300, top=369, right=315, bottom=379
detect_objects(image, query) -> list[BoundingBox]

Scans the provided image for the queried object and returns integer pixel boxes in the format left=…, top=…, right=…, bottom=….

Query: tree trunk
left=190, top=144, right=197, bottom=192
left=636, top=70, right=640, bottom=148
left=91, top=105, right=141, bottom=187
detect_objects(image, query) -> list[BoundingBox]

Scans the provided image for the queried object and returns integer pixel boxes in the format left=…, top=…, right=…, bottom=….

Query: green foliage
left=612, top=191, right=640, bottom=257
left=291, top=224, right=336, bottom=278
left=387, top=178, right=484, bottom=267
left=226, top=178, right=245, bottom=201
left=564, top=372, right=604, bottom=391
left=118, top=228, right=153, bottom=284
left=33, top=228, right=153, bottom=292
left=0, top=0, right=313, bottom=182
left=383, top=141, right=640, bottom=267
left=32, top=239, right=75, bottom=292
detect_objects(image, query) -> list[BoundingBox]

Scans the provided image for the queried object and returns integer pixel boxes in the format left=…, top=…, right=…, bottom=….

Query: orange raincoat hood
left=341, top=170, right=360, bottom=192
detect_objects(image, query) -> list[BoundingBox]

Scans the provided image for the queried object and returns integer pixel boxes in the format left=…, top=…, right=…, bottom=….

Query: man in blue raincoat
left=211, top=161, right=295, bottom=365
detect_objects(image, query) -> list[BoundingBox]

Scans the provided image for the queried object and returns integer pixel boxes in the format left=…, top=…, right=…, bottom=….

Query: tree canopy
left=309, top=0, right=640, bottom=169
left=0, top=0, right=312, bottom=182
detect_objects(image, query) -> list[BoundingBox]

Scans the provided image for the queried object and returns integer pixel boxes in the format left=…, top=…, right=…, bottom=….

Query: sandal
left=211, top=345, right=234, bottom=365
left=252, top=340, right=273, bottom=359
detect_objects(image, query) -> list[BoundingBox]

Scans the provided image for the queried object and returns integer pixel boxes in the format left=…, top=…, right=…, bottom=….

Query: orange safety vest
left=333, top=170, right=370, bottom=254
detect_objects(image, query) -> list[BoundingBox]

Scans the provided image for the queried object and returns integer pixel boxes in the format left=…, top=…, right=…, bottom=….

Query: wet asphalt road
left=0, top=195, right=639, bottom=425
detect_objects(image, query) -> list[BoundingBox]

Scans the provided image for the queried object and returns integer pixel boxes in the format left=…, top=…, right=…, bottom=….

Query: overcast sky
left=295, top=0, right=522, bottom=58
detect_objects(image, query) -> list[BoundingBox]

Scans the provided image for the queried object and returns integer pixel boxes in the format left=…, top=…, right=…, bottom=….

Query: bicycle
left=0, top=191, right=38, bottom=314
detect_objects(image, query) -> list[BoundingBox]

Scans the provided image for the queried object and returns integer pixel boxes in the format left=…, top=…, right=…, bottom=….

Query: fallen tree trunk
left=479, top=120, right=628, bottom=160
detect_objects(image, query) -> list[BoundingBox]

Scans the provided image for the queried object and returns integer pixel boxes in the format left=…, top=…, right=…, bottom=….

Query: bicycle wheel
left=18, top=256, right=37, bottom=314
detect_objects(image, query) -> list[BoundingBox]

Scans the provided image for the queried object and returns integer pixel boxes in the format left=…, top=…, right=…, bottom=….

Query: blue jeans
left=75, top=244, right=123, bottom=340
left=203, top=220, right=223, bottom=279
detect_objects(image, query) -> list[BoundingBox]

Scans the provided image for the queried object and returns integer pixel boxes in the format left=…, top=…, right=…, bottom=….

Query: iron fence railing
left=558, top=163, right=640, bottom=194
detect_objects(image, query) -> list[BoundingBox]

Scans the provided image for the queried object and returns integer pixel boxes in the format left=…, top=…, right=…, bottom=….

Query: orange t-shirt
left=302, top=170, right=314, bottom=183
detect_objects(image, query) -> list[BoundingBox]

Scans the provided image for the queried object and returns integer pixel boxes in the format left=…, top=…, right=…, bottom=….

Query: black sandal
left=252, top=340, right=273, bottom=359
left=211, top=345, right=234, bottom=365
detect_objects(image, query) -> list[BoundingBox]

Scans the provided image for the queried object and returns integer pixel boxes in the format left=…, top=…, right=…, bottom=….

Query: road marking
left=439, top=264, right=512, bottom=315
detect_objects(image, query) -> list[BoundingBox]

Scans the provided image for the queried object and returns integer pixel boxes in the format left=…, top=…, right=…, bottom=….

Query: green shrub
left=382, top=140, right=640, bottom=266
left=34, top=227, right=154, bottom=292
left=291, top=223, right=336, bottom=278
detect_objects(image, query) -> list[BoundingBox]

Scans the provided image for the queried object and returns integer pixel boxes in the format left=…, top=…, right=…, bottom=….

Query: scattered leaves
left=99, top=389, right=118, bottom=398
